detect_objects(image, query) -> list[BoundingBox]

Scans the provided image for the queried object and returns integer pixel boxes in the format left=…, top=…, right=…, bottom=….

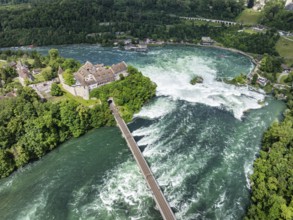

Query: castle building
left=59, top=61, right=128, bottom=100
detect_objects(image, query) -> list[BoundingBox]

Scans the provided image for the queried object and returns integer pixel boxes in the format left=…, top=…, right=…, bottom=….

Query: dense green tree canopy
left=0, top=87, right=114, bottom=177
left=260, top=0, right=293, bottom=31
left=0, top=66, right=17, bottom=85
left=50, top=82, right=63, bottom=96
left=91, top=66, right=156, bottom=121
left=0, top=0, right=245, bottom=47
left=62, top=69, right=75, bottom=86
left=246, top=75, right=293, bottom=220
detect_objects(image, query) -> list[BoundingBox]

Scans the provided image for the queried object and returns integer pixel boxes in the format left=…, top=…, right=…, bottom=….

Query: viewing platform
left=108, top=98, right=176, bottom=220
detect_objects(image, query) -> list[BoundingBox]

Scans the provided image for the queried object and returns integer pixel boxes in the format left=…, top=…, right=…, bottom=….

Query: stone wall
left=58, top=73, right=90, bottom=100
left=75, top=85, right=90, bottom=100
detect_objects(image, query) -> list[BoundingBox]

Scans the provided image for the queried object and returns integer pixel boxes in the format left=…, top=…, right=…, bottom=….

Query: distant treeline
left=0, top=0, right=245, bottom=47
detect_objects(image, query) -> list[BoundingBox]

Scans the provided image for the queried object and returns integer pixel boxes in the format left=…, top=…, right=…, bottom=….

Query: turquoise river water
left=0, top=45, right=285, bottom=220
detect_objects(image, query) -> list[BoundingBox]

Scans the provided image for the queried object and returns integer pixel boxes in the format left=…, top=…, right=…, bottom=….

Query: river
left=0, top=45, right=285, bottom=220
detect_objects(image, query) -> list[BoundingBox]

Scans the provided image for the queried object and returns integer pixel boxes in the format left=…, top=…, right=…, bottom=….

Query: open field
left=283, top=36, right=293, bottom=41
left=243, top=29, right=259, bottom=34
left=279, top=75, right=288, bottom=84
left=276, top=37, right=293, bottom=66
left=236, top=9, right=261, bottom=25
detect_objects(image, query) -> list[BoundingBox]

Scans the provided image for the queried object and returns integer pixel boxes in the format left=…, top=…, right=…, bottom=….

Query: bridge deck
left=109, top=101, right=176, bottom=220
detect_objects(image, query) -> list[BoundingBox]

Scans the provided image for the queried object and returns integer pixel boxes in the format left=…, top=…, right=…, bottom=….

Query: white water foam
left=134, top=97, right=176, bottom=119
left=17, top=191, right=48, bottom=220
left=138, top=55, right=265, bottom=120
left=244, top=161, right=253, bottom=189
left=130, top=115, right=223, bottom=219
left=71, top=159, right=153, bottom=220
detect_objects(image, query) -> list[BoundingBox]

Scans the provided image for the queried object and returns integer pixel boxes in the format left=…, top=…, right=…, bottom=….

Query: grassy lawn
left=236, top=9, right=261, bottom=25
left=63, top=90, right=100, bottom=106
left=280, top=75, right=288, bottom=84
left=276, top=37, right=293, bottom=66
left=34, top=74, right=45, bottom=82
left=49, top=85, right=101, bottom=107
left=285, top=36, right=293, bottom=40
left=243, top=29, right=258, bottom=34
left=32, top=67, right=52, bottom=83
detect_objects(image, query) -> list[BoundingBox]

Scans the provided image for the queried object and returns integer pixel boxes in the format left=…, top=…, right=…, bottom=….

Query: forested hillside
left=259, top=0, right=293, bottom=31
left=0, top=0, right=245, bottom=47
left=246, top=96, right=293, bottom=220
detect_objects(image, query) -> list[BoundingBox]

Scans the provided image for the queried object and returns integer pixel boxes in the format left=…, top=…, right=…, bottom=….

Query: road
left=109, top=100, right=176, bottom=220
left=283, top=36, right=293, bottom=42
left=277, top=72, right=289, bottom=83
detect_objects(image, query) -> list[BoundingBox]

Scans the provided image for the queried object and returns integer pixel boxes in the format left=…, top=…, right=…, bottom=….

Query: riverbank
left=150, top=41, right=257, bottom=63
left=160, top=41, right=260, bottom=77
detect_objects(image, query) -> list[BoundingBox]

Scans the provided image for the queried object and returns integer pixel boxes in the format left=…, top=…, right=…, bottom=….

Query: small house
left=281, top=64, right=291, bottom=73
left=32, top=69, right=42, bottom=75
left=285, top=3, right=293, bottom=11
left=9, top=61, right=17, bottom=68
left=16, top=61, right=34, bottom=86
left=201, top=37, right=214, bottom=46
left=257, top=76, right=269, bottom=86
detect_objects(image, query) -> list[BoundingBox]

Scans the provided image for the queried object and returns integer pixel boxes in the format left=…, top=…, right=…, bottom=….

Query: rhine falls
left=0, top=45, right=285, bottom=220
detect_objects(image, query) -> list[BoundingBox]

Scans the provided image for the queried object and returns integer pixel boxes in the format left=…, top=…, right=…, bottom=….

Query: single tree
left=51, top=83, right=63, bottom=96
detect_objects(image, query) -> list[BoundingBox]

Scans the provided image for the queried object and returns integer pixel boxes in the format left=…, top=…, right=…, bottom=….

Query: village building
left=59, top=61, right=128, bottom=100
left=285, top=0, right=293, bottom=10
left=9, top=61, right=17, bottom=68
left=281, top=64, right=291, bottom=73
left=257, top=76, right=269, bottom=86
left=252, top=0, right=268, bottom=11
left=285, top=3, right=293, bottom=10
left=200, top=37, right=214, bottom=46
left=29, top=78, right=59, bottom=99
left=124, top=44, right=148, bottom=52
left=32, top=69, right=42, bottom=75
left=16, top=61, right=34, bottom=86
